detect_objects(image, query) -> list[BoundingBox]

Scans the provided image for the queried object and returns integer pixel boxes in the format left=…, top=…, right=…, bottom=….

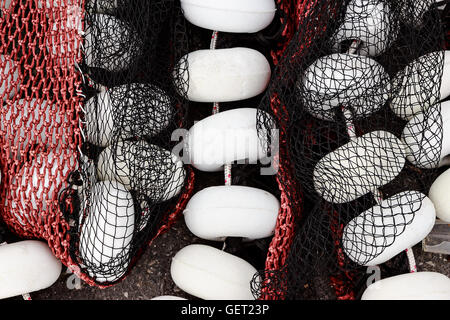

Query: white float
left=402, top=100, right=450, bottom=169
left=0, top=240, right=62, bottom=300
left=0, top=55, right=20, bottom=101
left=343, top=191, right=435, bottom=266
left=79, top=180, right=134, bottom=283
left=170, top=244, right=259, bottom=300
left=390, top=50, right=450, bottom=120
left=85, top=84, right=173, bottom=147
left=175, top=48, right=271, bottom=102
left=184, top=185, right=280, bottom=241
left=429, top=168, right=450, bottom=222
left=300, top=53, right=390, bottom=121
left=362, top=272, right=450, bottom=300
left=313, top=130, right=406, bottom=203
left=332, top=0, right=396, bottom=56
left=84, top=14, right=142, bottom=72
left=97, top=140, right=185, bottom=202
left=180, top=0, right=276, bottom=33
left=150, top=295, right=187, bottom=300
left=8, top=148, right=75, bottom=226
left=187, top=108, right=274, bottom=172
left=0, top=99, right=67, bottom=159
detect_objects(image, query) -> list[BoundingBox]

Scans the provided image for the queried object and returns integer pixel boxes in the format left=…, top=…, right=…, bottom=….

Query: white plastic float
left=85, top=84, right=172, bottom=147
left=97, top=140, right=185, bottom=202
left=180, top=0, right=276, bottom=33
left=0, top=240, right=62, bottom=300
left=402, top=100, right=450, bottom=169
left=184, top=185, right=280, bottom=241
left=390, top=50, right=450, bottom=120
left=313, top=130, right=406, bottom=203
left=429, top=168, right=450, bottom=222
left=300, top=53, right=390, bottom=121
left=175, top=48, right=271, bottom=103
left=84, top=14, right=142, bottom=72
left=332, top=0, right=396, bottom=56
left=79, top=180, right=134, bottom=283
left=1, top=99, right=67, bottom=159
left=8, top=149, right=75, bottom=226
left=342, top=190, right=435, bottom=266
left=362, top=271, right=450, bottom=300
left=0, top=55, right=20, bottom=101
left=170, top=244, right=259, bottom=300
left=187, top=108, right=274, bottom=172
left=150, top=295, right=187, bottom=300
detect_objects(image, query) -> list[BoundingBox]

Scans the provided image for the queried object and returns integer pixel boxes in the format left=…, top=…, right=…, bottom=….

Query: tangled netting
left=0, top=0, right=193, bottom=288
left=254, top=0, right=449, bottom=299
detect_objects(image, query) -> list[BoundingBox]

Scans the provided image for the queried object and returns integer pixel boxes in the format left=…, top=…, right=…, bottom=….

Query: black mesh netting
left=253, top=0, right=449, bottom=299
left=58, top=0, right=191, bottom=286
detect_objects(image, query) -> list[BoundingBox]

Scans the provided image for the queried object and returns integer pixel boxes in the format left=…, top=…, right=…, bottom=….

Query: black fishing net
left=58, top=0, right=192, bottom=286
left=254, top=0, right=449, bottom=299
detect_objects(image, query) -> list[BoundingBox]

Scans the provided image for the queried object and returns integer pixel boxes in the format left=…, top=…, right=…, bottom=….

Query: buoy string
left=209, top=30, right=232, bottom=186
left=0, top=242, right=32, bottom=300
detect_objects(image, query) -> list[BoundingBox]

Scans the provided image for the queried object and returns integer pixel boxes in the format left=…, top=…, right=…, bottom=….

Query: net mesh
left=254, top=0, right=448, bottom=299
left=0, top=0, right=194, bottom=287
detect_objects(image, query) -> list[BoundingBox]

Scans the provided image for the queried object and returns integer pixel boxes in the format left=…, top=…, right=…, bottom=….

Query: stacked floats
left=167, top=0, right=279, bottom=300
left=297, top=0, right=450, bottom=299
left=76, top=4, right=186, bottom=283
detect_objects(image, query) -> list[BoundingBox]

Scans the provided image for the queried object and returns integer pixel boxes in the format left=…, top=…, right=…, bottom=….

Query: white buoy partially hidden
left=8, top=148, right=76, bottom=226
left=187, top=108, right=275, bottom=172
left=332, top=0, right=397, bottom=56
left=342, top=191, right=435, bottom=266
left=170, top=244, right=259, bottom=300
left=0, top=240, right=62, bottom=300
left=96, top=140, right=185, bottom=202
left=175, top=48, right=271, bottom=103
left=85, top=83, right=173, bottom=147
left=429, top=168, right=450, bottom=223
left=300, top=53, right=390, bottom=121
left=184, top=185, right=280, bottom=241
left=402, top=100, right=450, bottom=169
left=390, top=50, right=450, bottom=120
left=362, top=272, right=450, bottom=300
left=79, top=180, right=134, bottom=283
left=313, top=130, right=406, bottom=203
left=180, top=0, right=276, bottom=33
left=0, top=54, right=20, bottom=101
left=84, top=14, right=143, bottom=72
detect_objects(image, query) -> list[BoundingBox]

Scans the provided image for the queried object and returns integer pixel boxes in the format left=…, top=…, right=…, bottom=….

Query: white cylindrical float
left=180, top=0, right=276, bottom=33
left=8, top=149, right=75, bottom=226
left=0, top=240, right=62, bottom=300
left=402, top=100, right=450, bottom=169
left=170, top=244, right=259, bottom=300
left=362, top=272, right=450, bottom=300
left=429, top=168, right=450, bottom=222
left=313, top=130, right=406, bottom=203
left=183, top=185, right=280, bottom=241
left=187, top=108, right=274, bottom=172
left=342, top=191, right=436, bottom=266
left=79, top=180, right=135, bottom=283
left=175, top=48, right=271, bottom=103
left=331, top=0, right=396, bottom=56
left=85, top=84, right=173, bottom=147
left=150, top=295, right=187, bottom=300
left=97, top=140, right=185, bottom=202
left=300, top=53, right=390, bottom=121
left=390, top=50, right=450, bottom=120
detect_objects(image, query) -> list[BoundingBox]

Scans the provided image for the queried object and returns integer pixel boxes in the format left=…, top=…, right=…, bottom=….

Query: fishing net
left=254, top=0, right=449, bottom=299
left=0, top=0, right=193, bottom=288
